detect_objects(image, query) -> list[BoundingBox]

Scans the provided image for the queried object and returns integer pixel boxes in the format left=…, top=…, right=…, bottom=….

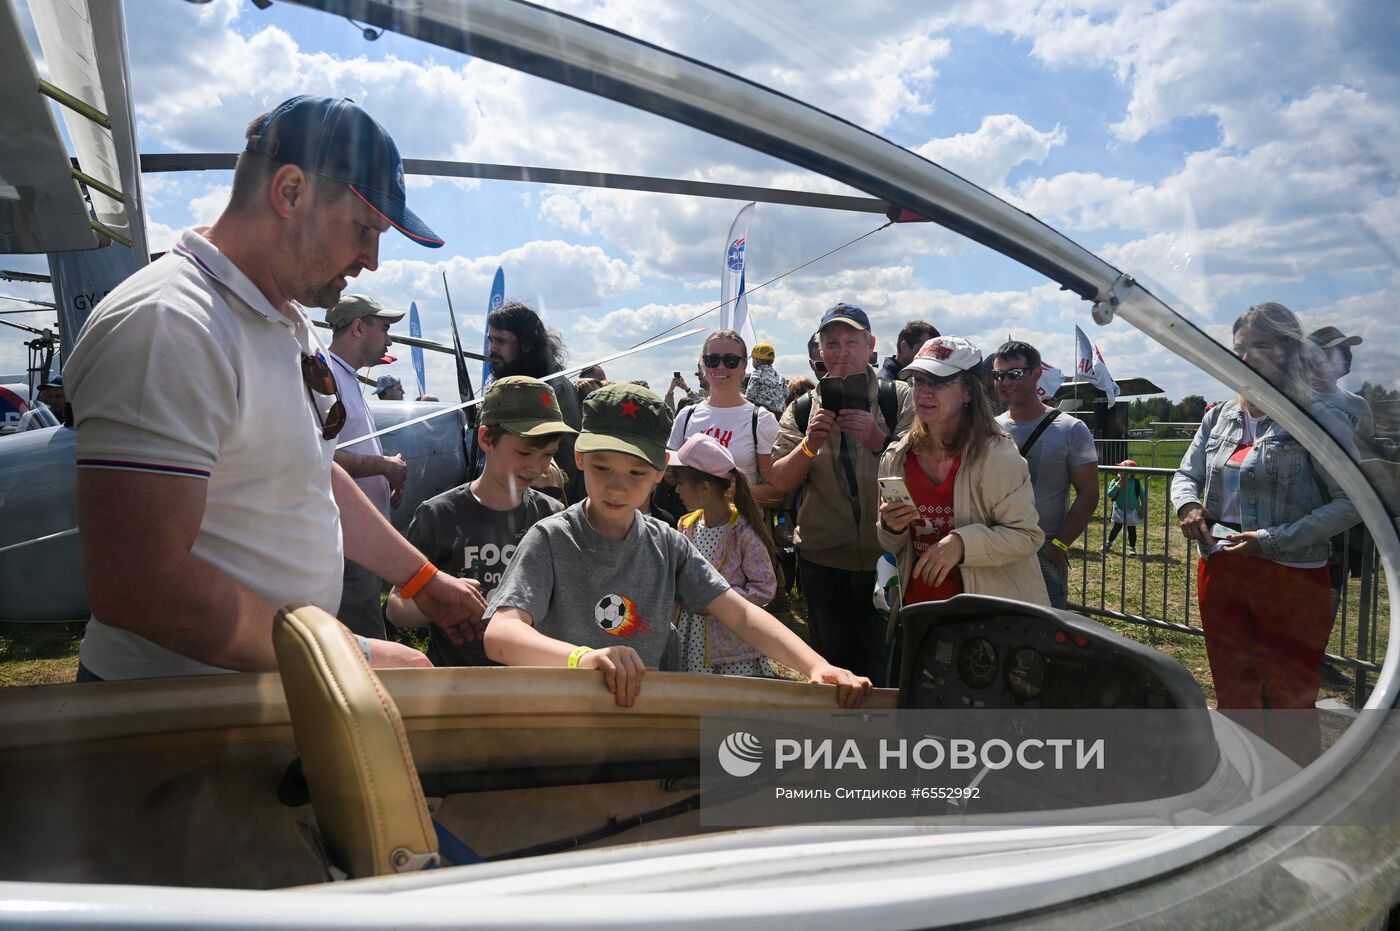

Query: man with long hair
left=486, top=301, right=582, bottom=498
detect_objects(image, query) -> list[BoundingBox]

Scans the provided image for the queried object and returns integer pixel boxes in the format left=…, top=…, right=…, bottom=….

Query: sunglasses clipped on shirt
left=990, top=367, right=1031, bottom=382
left=703, top=353, right=745, bottom=370
left=301, top=351, right=347, bottom=440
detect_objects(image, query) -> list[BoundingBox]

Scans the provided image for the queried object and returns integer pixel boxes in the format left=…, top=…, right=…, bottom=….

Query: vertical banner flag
left=1074, top=325, right=1118, bottom=405
left=409, top=302, right=426, bottom=400
left=721, top=203, right=758, bottom=349
left=1035, top=363, right=1064, bottom=402
left=482, top=266, right=505, bottom=390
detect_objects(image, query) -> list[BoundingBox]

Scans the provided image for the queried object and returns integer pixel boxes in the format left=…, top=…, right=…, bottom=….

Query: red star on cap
left=540, top=392, right=554, bottom=406
left=619, top=399, right=640, bottom=419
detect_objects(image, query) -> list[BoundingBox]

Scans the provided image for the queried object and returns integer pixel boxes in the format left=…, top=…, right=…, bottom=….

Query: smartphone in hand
left=878, top=476, right=915, bottom=506
left=1205, top=522, right=1234, bottom=556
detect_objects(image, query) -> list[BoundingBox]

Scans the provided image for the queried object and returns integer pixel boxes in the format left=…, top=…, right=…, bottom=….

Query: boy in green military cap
left=387, top=376, right=575, bottom=666
left=484, top=383, right=872, bottom=708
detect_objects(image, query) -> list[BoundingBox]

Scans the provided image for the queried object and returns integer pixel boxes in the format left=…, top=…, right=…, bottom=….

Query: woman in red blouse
left=877, top=337, right=1047, bottom=610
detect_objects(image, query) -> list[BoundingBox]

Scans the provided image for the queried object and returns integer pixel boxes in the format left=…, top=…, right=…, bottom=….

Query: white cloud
left=188, top=186, right=231, bottom=226
left=88, top=0, right=1400, bottom=409
left=915, top=114, right=1066, bottom=190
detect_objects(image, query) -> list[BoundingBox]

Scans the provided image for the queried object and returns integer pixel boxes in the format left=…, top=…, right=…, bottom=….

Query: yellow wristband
left=567, top=646, right=594, bottom=668
left=799, top=438, right=817, bottom=458
left=1050, top=537, right=1069, bottom=552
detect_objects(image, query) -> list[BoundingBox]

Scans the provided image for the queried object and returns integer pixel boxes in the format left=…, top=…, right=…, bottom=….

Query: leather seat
left=272, top=603, right=440, bottom=878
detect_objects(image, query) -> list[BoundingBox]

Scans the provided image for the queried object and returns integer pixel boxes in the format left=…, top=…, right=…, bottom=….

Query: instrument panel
left=898, top=596, right=1206, bottom=712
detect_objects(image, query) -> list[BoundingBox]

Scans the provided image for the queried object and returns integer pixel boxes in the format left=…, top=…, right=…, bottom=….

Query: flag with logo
left=720, top=203, right=758, bottom=349
left=409, top=301, right=426, bottom=400
left=1035, top=362, right=1064, bottom=402
left=1074, top=325, right=1118, bottom=405
left=482, top=266, right=504, bottom=390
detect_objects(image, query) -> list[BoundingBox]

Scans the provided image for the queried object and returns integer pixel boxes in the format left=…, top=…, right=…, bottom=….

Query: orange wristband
left=398, top=562, right=438, bottom=600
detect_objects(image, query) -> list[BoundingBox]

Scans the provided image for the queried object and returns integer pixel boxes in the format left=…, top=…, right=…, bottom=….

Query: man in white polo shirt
left=65, top=96, right=486, bottom=680
left=326, top=294, right=409, bottom=637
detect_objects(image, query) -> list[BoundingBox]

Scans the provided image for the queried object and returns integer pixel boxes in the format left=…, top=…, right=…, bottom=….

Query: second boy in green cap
left=387, top=376, right=575, bottom=665
left=483, top=383, right=873, bottom=708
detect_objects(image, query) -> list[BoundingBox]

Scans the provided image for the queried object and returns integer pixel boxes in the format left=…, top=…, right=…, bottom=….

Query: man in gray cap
left=18, top=374, right=64, bottom=431
left=327, top=294, right=410, bottom=636
left=375, top=375, right=405, bottom=400
left=1309, top=326, right=1375, bottom=442
left=65, top=96, right=486, bottom=681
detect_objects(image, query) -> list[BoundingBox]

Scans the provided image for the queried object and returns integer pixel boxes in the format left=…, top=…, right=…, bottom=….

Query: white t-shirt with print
left=667, top=400, right=779, bottom=484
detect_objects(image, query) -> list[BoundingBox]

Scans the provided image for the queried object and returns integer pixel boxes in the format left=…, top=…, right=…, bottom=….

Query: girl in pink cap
left=669, top=433, right=779, bottom=676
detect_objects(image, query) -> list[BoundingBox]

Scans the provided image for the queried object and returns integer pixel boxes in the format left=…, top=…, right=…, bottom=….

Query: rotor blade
left=140, top=153, right=891, bottom=215
left=441, top=273, right=477, bottom=413
left=339, top=326, right=706, bottom=449
left=310, top=319, right=483, bottom=360
left=0, top=270, right=53, bottom=284
left=0, top=294, right=57, bottom=309
left=0, top=318, right=54, bottom=336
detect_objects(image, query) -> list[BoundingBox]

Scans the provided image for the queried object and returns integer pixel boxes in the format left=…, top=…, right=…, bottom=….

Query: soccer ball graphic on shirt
left=594, top=593, right=651, bottom=638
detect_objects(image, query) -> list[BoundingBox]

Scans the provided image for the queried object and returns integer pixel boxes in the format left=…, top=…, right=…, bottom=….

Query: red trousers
left=1196, top=555, right=1332, bottom=765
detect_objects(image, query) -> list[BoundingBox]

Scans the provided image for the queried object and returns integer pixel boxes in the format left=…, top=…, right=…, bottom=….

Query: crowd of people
left=55, top=96, right=1378, bottom=761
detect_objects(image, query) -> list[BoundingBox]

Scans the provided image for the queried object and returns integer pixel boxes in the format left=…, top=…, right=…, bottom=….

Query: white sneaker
left=1128, top=547, right=1138, bottom=557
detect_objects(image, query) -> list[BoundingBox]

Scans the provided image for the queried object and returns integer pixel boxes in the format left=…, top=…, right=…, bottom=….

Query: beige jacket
left=876, top=432, right=1049, bottom=609
left=774, top=367, right=915, bottom=571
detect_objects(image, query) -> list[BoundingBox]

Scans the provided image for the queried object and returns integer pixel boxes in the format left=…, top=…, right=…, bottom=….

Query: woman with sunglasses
left=876, top=337, right=1049, bottom=615
left=1170, top=302, right=1359, bottom=765
left=666, top=329, right=780, bottom=489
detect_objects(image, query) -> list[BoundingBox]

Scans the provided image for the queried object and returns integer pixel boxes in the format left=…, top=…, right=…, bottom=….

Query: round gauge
left=955, top=637, right=997, bottom=689
left=1005, top=647, right=1046, bottom=702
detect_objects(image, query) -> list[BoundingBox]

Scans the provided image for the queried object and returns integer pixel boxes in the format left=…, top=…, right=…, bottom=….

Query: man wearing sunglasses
left=990, top=340, right=1100, bottom=610
left=65, top=96, right=487, bottom=681
left=771, top=304, right=914, bottom=686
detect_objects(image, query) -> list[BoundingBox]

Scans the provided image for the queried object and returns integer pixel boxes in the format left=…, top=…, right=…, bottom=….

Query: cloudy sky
left=5, top=0, right=1398, bottom=406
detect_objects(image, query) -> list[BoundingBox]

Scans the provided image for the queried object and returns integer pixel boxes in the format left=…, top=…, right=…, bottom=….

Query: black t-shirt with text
left=404, top=485, right=563, bottom=666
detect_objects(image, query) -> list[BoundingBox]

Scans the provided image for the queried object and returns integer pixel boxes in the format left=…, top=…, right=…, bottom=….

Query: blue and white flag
left=720, top=203, right=757, bottom=349
left=482, top=266, right=505, bottom=389
left=409, top=301, right=426, bottom=400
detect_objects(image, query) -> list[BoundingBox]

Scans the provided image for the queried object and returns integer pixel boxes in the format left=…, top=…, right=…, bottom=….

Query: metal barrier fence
left=1066, top=441, right=1386, bottom=709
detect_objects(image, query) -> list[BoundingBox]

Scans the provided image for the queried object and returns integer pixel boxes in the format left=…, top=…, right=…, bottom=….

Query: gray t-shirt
left=484, top=502, right=731, bottom=670
left=1316, top=387, right=1375, bottom=442
left=996, top=410, right=1099, bottom=541
left=405, top=485, right=563, bottom=667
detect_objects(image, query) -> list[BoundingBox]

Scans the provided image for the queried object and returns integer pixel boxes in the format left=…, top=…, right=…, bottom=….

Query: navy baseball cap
left=38, top=374, right=62, bottom=389
left=244, top=96, right=443, bottom=248
left=819, top=302, right=872, bottom=333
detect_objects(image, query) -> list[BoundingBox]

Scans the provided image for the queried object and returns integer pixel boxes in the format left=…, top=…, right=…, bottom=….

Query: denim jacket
left=1169, top=399, right=1359, bottom=563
